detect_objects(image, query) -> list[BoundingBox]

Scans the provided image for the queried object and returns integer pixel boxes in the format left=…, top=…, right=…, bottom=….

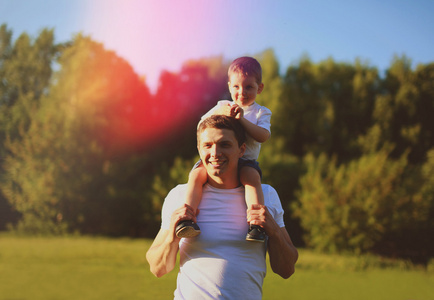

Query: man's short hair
left=228, top=56, right=262, bottom=84
left=197, top=115, right=246, bottom=147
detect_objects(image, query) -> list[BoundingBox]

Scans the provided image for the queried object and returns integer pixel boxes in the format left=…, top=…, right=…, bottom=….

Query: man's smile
left=208, top=160, right=226, bottom=167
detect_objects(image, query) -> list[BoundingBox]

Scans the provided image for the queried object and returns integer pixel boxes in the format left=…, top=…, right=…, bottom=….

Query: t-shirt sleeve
left=161, top=185, right=186, bottom=230
left=263, top=185, right=285, bottom=228
left=257, top=106, right=272, bottom=133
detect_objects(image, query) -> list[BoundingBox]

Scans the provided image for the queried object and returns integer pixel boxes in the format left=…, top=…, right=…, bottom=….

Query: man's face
left=228, top=73, right=264, bottom=107
left=198, top=127, right=246, bottom=188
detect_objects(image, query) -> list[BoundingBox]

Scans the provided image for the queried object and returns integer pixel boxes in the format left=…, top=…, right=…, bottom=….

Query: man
left=146, top=115, right=298, bottom=299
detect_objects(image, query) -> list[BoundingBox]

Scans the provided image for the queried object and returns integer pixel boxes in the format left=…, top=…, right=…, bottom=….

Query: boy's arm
left=239, top=117, right=270, bottom=143
left=231, top=104, right=270, bottom=143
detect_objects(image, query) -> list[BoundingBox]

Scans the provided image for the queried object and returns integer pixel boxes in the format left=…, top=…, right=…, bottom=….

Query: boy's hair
left=197, top=115, right=246, bottom=147
left=228, top=56, right=262, bottom=84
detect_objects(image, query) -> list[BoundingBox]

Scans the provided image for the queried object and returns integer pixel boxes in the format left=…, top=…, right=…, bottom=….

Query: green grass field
left=1, top=234, right=433, bottom=300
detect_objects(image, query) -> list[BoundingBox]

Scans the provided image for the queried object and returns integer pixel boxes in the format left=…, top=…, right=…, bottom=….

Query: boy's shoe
left=246, top=225, right=266, bottom=242
left=176, top=220, right=201, bottom=238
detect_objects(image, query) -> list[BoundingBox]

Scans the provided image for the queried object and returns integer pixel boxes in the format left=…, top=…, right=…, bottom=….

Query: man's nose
left=210, top=145, right=220, bottom=156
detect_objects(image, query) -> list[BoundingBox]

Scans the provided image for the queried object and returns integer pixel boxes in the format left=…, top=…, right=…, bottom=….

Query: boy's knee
left=240, top=166, right=261, bottom=185
left=189, top=165, right=207, bottom=182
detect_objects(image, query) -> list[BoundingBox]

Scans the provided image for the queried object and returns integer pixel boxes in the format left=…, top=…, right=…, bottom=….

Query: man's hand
left=247, top=204, right=298, bottom=279
left=170, top=204, right=199, bottom=236
left=246, top=204, right=278, bottom=235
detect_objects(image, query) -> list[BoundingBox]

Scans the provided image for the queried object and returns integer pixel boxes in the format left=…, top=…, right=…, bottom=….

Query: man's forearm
left=267, top=227, right=298, bottom=279
left=146, top=230, right=180, bottom=277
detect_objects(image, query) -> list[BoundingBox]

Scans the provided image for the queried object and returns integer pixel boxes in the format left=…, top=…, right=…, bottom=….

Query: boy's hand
left=230, top=104, right=244, bottom=119
left=214, top=103, right=233, bottom=116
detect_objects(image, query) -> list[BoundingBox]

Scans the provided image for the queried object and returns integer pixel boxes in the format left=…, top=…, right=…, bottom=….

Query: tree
left=0, top=24, right=61, bottom=230
left=359, top=57, right=434, bottom=161
left=281, top=57, right=378, bottom=161
left=152, top=56, right=229, bottom=159
left=1, top=34, right=154, bottom=235
left=293, top=148, right=433, bottom=262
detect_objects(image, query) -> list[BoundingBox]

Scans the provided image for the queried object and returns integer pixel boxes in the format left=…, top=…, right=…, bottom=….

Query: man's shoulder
left=261, top=184, right=280, bottom=205
left=261, top=184, right=285, bottom=226
left=168, top=183, right=188, bottom=195
left=261, top=183, right=276, bottom=194
left=164, top=184, right=188, bottom=204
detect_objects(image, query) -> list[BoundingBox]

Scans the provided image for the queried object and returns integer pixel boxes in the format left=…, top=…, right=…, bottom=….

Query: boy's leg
left=240, top=166, right=266, bottom=242
left=240, top=165, right=264, bottom=207
left=176, top=164, right=207, bottom=238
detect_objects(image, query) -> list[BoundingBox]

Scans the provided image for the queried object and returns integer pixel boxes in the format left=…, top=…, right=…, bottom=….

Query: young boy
left=176, top=56, right=272, bottom=242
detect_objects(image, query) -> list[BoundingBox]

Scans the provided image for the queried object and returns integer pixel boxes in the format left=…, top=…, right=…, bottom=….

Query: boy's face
left=228, top=73, right=264, bottom=107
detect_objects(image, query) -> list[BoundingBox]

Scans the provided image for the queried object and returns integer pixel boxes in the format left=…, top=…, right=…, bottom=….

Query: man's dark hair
left=197, top=115, right=246, bottom=147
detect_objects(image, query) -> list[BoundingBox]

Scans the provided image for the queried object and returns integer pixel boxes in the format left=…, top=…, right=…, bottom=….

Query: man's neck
left=207, top=174, right=241, bottom=189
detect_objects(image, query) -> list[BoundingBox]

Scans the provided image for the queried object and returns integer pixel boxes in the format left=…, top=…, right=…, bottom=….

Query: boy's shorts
left=192, top=158, right=262, bottom=179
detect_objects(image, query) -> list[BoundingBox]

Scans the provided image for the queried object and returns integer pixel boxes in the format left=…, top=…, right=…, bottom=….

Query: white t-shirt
left=200, top=100, right=272, bottom=160
left=161, top=184, right=285, bottom=300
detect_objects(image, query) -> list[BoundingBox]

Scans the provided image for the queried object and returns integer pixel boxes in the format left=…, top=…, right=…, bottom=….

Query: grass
left=0, top=234, right=433, bottom=300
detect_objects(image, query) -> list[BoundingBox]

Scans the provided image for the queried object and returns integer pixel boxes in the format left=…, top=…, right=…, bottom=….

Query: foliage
left=1, top=24, right=433, bottom=263
left=2, top=34, right=153, bottom=235
left=293, top=148, right=434, bottom=262
left=280, top=57, right=378, bottom=161
left=359, top=58, right=434, bottom=164
left=150, top=156, right=198, bottom=224
left=0, top=24, right=62, bottom=230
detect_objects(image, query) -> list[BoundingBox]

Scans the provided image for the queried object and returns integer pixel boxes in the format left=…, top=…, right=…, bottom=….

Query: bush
left=293, top=149, right=433, bottom=262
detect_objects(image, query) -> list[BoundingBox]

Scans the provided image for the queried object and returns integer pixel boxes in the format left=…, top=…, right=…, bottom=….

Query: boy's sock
left=246, top=224, right=266, bottom=242
left=176, top=220, right=201, bottom=238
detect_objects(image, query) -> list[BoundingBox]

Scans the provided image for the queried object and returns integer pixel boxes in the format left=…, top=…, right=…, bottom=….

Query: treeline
left=0, top=24, right=433, bottom=263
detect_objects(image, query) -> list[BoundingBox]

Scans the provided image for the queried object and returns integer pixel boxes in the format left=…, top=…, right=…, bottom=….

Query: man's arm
left=247, top=204, right=298, bottom=279
left=146, top=204, right=197, bottom=277
left=267, top=226, right=298, bottom=278
left=146, top=228, right=180, bottom=277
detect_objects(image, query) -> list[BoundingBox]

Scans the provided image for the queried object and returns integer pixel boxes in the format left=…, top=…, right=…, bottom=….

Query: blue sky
left=1, top=0, right=433, bottom=91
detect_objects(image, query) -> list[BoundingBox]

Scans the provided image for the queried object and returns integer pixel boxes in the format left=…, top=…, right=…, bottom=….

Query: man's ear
left=239, top=143, right=246, bottom=158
